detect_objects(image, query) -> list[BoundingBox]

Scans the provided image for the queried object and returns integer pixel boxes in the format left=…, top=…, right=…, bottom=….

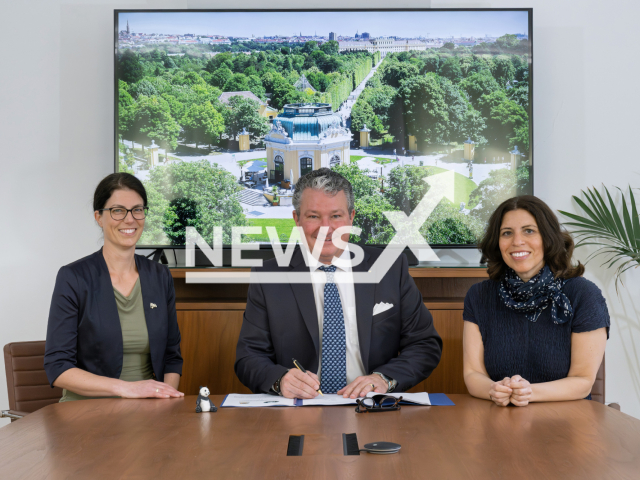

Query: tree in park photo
left=397, top=74, right=449, bottom=146
left=181, top=101, right=224, bottom=148
left=382, top=165, right=482, bottom=245
left=331, top=163, right=395, bottom=244
left=420, top=201, right=484, bottom=245
left=223, top=96, right=270, bottom=143
left=130, top=95, right=180, bottom=151
left=468, top=163, right=531, bottom=223
left=140, top=160, right=247, bottom=246
left=353, top=194, right=396, bottom=245
left=119, top=49, right=144, bottom=84
left=163, top=197, right=200, bottom=245
left=350, top=101, right=385, bottom=139
left=384, top=165, right=433, bottom=215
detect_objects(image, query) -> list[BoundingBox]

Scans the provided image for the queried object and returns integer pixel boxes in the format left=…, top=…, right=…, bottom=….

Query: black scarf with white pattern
left=499, top=265, right=574, bottom=324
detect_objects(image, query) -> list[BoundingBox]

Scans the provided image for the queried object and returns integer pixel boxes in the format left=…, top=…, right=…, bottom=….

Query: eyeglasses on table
left=355, top=395, right=403, bottom=413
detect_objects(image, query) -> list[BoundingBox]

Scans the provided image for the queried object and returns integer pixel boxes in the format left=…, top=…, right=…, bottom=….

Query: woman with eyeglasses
left=44, top=173, right=184, bottom=401
left=463, top=196, right=609, bottom=407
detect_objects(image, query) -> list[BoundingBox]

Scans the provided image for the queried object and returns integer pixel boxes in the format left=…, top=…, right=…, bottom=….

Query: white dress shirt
left=308, top=246, right=366, bottom=384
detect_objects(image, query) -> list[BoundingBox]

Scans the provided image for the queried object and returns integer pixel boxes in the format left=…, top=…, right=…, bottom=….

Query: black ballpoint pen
left=292, top=358, right=324, bottom=396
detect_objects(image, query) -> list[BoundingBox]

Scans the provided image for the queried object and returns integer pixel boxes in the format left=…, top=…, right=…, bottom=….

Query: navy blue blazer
left=44, top=249, right=183, bottom=387
left=235, top=246, right=443, bottom=393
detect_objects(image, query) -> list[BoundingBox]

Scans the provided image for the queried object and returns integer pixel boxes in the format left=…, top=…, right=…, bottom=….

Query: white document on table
left=301, top=394, right=358, bottom=406
left=374, top=392, right=431, bottom=405
left=301, top=392, right=430, bottom=406
left=221, top=392, right=431, bottom=407
left=222, top=393, right=295, bottom=407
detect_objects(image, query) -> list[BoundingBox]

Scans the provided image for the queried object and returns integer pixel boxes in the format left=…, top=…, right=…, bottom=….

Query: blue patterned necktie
left=318, top=265, right=347, bottom=394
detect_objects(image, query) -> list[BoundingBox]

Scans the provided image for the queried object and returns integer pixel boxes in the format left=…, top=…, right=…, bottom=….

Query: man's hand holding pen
left=279, top=368, right=321, bottom=399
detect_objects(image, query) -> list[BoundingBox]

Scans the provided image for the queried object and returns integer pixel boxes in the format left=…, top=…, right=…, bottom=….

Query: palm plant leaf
left=559, top=212, right=622, bottom=248
left=559, top=185, right=640, bottom=293
left=589, top=188, right=620, bottom=237
left=560, top=212, right=609, bottom=232
left=582, top=188, right=611, bottom=226
left=604, top=187, right=630, bottom=248
left=572, top=195, right=607, bottom=228
left=630, top=187, right=640, bottom=244
left=618, top=187, right=637, bottom=252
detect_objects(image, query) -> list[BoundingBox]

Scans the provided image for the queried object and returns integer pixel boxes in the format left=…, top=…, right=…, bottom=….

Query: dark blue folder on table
left=416, top=393, right=455, bottom=406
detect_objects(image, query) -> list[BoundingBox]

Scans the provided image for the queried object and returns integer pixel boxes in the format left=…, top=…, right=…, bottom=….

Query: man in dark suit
left=235, top=168, right=442, bottom=399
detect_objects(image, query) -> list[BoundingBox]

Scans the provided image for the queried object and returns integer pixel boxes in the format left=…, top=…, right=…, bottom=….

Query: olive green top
left=60, top=277, right=154, bottom=402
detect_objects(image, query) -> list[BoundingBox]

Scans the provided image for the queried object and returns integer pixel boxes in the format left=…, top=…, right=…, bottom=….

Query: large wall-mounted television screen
left=115, top=9, right=532, bottom=248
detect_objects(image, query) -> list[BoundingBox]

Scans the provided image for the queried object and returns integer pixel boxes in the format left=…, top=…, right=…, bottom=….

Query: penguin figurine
left=195, top=386, right=217, bottom=413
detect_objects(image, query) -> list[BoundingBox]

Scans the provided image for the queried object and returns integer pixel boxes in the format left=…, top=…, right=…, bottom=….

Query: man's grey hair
left=292, top=168, right=354, bottom=216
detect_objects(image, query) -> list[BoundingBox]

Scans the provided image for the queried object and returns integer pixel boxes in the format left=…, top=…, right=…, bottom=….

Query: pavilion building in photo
left=264, top=103, right=351, bottom=184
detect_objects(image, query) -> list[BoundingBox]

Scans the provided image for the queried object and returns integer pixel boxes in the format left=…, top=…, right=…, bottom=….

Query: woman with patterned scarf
left=463, top=196, right=609, bottom=407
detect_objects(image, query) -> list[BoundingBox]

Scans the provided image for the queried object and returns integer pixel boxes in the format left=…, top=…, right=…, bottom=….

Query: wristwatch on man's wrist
left=373, top=372, right=397, bottom=393
left=271, top=372, right=287, bottom=396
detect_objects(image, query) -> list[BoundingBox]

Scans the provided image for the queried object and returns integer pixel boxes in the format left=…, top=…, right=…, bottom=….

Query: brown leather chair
left=590, top=356, right=620, bottom=410
left=2, top=341, right=62, bottom=421
left=591, top=357, right=605, bottom=404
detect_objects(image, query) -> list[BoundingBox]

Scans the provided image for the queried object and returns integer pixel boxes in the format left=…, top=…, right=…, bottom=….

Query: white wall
left=1, top=0, right=638, bottom=427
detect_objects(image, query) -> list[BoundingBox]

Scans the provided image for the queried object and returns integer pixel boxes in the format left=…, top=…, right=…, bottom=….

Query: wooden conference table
left=0, top=395, right=639, bottom=479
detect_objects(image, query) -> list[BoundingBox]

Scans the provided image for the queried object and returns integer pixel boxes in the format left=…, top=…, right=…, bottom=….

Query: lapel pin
left=150, top=303, right=157, bottom=309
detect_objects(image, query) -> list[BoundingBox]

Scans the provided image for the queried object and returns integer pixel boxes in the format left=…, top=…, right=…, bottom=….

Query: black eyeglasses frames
left=355, top=395, right=403, bottom=413
left=98, top=206, right=148, bottom=221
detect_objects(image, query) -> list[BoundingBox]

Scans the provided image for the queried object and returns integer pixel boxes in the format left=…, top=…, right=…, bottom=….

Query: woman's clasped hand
left=489, top=375, right=533, bottom=407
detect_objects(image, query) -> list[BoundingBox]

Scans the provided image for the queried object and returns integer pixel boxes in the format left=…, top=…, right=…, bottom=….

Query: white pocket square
left=373, top=302, right=394, bottom=316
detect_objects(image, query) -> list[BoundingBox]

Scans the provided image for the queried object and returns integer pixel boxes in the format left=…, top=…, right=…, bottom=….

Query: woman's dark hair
left=93, top=173, right=148, bottom=212
left=479, top=195, right=584, bottom=280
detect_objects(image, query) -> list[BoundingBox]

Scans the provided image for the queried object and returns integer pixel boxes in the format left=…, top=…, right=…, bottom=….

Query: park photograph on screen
left=115, top=9, right=532, bottom=248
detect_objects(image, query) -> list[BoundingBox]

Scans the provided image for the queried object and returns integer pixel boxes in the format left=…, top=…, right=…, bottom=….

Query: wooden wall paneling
left=413, top=276, right=485, bottom=298
left=407, top=268, right=488, bottom=278
left=407, top=309, right=468, bottom=395
left=177, top=310, right=251, bottom=396
left=173, top=278, right=248, bottom=302
left=425, top=309, right=467, bottom=394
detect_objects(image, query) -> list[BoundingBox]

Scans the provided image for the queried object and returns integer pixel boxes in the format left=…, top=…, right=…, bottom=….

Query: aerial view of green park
left=116, top=10, right=532, bottom=247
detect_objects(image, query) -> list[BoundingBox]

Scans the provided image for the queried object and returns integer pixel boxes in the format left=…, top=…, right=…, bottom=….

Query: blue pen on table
left=240, top=400, right=281, bottom=404
left=292, top=358, right=324, bottom=396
